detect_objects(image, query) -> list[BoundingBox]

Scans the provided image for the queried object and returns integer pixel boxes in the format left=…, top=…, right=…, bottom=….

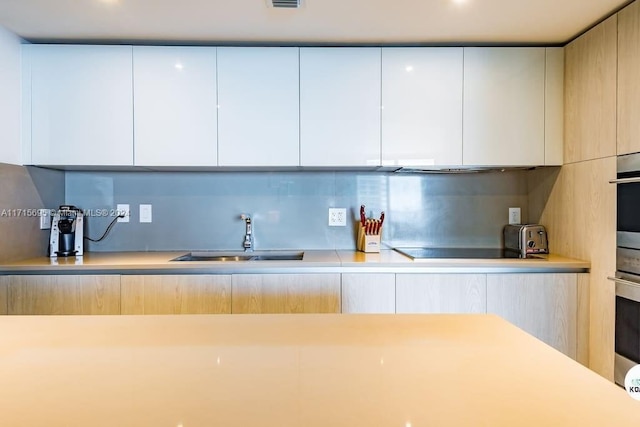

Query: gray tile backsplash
left=66, top=169, right=530, bottom=252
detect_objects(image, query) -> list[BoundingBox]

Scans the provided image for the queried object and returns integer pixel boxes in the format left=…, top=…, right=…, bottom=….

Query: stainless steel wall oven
left=611, top=152, right=640, bottom=386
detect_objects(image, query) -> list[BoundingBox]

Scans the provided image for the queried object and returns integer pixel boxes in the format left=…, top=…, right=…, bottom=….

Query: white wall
left=0, top=26, right=22, bottom=165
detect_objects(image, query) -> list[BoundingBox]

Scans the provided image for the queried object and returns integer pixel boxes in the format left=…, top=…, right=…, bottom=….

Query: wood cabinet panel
left=396, top=274, right=486, bottom=314
left=564, top=15, right=617, bottom=163
left=487, top=273, right=577, bottom=358
left=121, top=275, right=231, bottom=314
left=618, top=1, right=640, bottom=155
left=577, top=273, right=590, bottom=367
left=533, top=156, right=616, bottom=376
left=6, top=275, right=120, bottom=315
left=341, top=273, right=395, bottom=314
left=232, top=274, right=340, bottom=314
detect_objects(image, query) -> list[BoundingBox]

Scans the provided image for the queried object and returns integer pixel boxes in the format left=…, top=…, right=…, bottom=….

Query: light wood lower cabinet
left=487, top=273, right=577, bottom=359
left=341, top=273, right=395, bottom=313
left=396, top=274, right=487, bottom=313
left=121, top=275, right=231, bottom=314
left=232, top=274, right=340, bottom=314
left=3, top=275, right=120, bottom=315
left=0, top=272, right=585, bottom=361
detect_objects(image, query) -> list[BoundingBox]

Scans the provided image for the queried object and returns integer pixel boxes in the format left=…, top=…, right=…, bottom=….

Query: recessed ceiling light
left=99, top=0, right=121, bottom=4
left=451, top=0, right=468, bottom=5
left=405, top=65, right=414, bottom=72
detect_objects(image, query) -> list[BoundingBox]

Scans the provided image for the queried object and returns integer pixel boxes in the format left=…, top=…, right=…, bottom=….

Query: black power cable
left=84, top=213, right=125, bottom=243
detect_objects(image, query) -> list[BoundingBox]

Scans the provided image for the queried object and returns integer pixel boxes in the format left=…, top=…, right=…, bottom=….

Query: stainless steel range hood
left=389, top=165, right=539, bottom=174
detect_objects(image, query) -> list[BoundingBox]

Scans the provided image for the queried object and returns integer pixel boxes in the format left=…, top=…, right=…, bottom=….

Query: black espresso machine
left=49, top=205, right=84, bottom=257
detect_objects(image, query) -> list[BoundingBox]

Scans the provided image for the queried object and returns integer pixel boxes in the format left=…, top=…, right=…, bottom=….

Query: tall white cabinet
left=27, top=45, right=134, bottom=166
left=463, top=48, right=546, bottom=166
left=381, top=48, right=463, bottom=166
left=300, top=48, right=381, bottom=167
left=217, top=47, right=299, bottom=166
left=133, top=46, right=218, bottom=167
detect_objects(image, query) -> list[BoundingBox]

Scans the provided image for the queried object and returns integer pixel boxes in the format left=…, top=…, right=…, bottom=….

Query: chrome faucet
left=240, top=214, right=253, bottom=252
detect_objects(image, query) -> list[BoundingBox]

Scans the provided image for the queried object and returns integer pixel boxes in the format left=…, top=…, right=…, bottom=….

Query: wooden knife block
left=357, top=224, right=381, bottom=253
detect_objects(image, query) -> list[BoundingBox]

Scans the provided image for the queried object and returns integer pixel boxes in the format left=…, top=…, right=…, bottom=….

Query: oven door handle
left=609, top=177, right=640, bottom=184
left=607, top=276, right=640, bottom=288
left=609, top=276, right=640, bottom=302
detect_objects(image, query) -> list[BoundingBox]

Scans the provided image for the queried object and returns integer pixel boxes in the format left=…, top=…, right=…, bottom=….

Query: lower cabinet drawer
left=232, top=273, right=341, bottom=314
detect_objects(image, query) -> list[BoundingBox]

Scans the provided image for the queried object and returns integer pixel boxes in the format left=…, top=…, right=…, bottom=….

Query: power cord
left=84, top=213, right=125, bottom=242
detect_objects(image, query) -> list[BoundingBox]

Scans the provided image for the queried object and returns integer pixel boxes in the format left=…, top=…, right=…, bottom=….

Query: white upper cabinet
left=0, top=27, right=22, bottom=166
left=133, top=46, right=217, bottom=167
left=27, top=45, right=134, bottom=166
left=381, top=48, right=463, bottom=166
left=217, top=47, right=299, bottom=167
left=300, top=48, right=381, bottom=167
left=23, top=45, right=561, bottom=169
left=463, top=48, right=546, bottom=166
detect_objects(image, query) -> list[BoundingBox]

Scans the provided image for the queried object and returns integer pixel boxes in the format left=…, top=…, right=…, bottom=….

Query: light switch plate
left=117, top=204, right=130, bottom=223
left=139, top=204, right=152, bottom=223
left=508, top=207, right=521, bottom=225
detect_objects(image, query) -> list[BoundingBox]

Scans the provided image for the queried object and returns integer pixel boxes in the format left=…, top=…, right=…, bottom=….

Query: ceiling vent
left=268, top=0, right=302, bottom=8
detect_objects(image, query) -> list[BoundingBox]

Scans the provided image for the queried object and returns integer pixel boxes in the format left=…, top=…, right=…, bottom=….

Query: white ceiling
left=0, top=0, right=631, bottom=45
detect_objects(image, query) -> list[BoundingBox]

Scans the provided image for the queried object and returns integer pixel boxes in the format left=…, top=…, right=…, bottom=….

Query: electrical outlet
left=508, top=207, right=521, bottom=225
left=328, top=208, right=347, bottom=226
left=117, top=204, right=130, bottom=223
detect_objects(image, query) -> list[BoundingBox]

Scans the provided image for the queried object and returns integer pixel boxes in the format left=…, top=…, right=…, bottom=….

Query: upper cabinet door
left=565, top=16, right=617, bottom=162
left=300, top=48, right=381, bottom=167
left=133, top=46, right=217, bottom=167
left=217, top=47, right=299, bottom=167
left=618, top=3, right=640, bottom=156
left=29, top=45, right=134, bottom=166
left=463, top=48, right=545, bottom=166
left=381, top=48, right=463, bottom=167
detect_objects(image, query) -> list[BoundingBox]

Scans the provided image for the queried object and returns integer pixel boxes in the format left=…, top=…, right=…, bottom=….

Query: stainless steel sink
left=172, top=254, right=254, bottom=262
left=171, top=251, right=304, bottom=262
left=250, top=253, right=304, bottom=261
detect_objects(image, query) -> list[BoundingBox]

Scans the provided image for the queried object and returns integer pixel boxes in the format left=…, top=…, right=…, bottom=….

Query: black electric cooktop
left=393, top=247, right=535, bottom=260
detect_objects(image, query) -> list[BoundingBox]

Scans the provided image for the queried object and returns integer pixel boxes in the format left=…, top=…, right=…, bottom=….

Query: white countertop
left=0, top=249, right=590, bottom=274
left=0, top=314, right=636, bottom=426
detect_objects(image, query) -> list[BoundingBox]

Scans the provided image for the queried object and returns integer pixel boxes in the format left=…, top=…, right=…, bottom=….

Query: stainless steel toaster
left=504, top=224, right=549, bottom=257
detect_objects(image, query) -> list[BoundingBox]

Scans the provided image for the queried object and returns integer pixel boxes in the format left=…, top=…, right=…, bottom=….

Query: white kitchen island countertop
left=0, top=314, right=636, bottom=426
